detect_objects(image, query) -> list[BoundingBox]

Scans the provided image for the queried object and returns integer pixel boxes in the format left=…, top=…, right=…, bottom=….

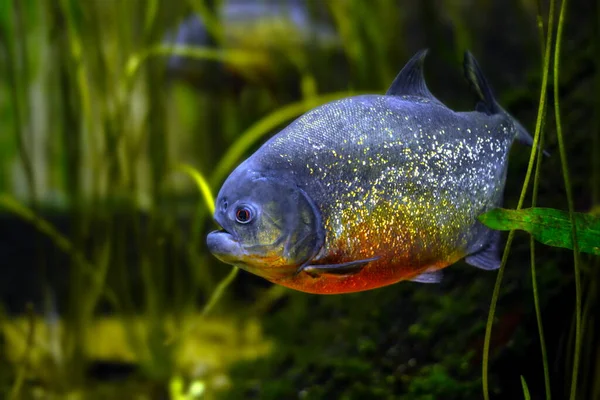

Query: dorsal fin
left=386, top=49, right=442, bottom=105
left=463, top=51, right=500, bottom=115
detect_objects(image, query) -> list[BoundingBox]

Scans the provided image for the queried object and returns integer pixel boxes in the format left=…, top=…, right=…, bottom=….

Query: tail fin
left=463, top=51, right=549, bottom=156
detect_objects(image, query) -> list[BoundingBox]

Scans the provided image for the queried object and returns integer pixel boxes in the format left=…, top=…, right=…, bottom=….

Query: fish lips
left=206, top=229, right=248, bottom=267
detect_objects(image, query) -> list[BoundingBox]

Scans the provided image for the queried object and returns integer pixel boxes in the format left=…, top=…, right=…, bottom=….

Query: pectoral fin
left=465, top=230, right=502, bottom=270
left=301, top=257, right=379, bottom=278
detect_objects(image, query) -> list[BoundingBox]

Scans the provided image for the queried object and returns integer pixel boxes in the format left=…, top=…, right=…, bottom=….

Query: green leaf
left=479, top=207, right=600, bottom=255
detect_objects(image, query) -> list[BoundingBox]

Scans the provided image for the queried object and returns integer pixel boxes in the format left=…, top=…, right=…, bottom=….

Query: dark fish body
left=207, top=50, right=533, bottom=294
left=165, top=0, right=338, bottom=89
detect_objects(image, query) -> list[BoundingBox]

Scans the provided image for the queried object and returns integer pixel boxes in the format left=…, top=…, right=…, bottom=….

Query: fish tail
left=463, top=51, right=549, bottom=156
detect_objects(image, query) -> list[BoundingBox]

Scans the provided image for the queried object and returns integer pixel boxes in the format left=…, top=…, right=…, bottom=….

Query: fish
left=206, top=49, right=535, bottom=295
left=164, top=0, right=339, bottom=90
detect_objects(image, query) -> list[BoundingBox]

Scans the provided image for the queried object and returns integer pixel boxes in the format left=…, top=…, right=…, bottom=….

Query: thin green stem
left=164, top=267, right=239, bottom=345
left=60, top=0, right=93, bottom=139
left=200, top=267, right=239, bottom=318
left=579, top=277, right=596, bottom=399
left=482, top=233, right=512, bottom=400
left=2, top=0, right=36, bottom=204
left=553, top=0, right=582, bottom=398
left=530, top=1, right=552, bottom=397
left=482, top=0, right=555, bottom=398
left=531, top=125, right=551, bottom=400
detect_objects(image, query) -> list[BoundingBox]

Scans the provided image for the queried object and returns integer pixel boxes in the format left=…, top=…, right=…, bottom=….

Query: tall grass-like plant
left=585, top=5, right=600, bottom=398
left=552, top=1, right=583, bottom=398
left=481, top=1, right=592, bottom=399
left=0, top=0, right=370, bottom=393
left=530, top=1, right=552, bottom=398
left=481, top=0, right=555, bottom=396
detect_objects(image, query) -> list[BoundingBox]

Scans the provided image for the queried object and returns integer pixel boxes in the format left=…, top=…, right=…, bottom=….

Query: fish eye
left=235, top=206, right=253, bottom=224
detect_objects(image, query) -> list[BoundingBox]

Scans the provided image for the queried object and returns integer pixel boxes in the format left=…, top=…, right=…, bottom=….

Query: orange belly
left=271, top=199, right=468, bottom=294
left=273, top=252, right=463, bottom=294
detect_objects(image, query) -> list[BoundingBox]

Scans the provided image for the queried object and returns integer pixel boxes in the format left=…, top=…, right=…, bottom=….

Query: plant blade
left=521, top=376, right=532, bottom=400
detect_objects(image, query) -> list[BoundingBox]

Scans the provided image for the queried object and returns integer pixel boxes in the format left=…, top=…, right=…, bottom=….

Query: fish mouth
left=206, top=228, right=242, bottom=261
left=205, top=216, right=298, bottom=280
left=206, top=213, right=252, bottom=267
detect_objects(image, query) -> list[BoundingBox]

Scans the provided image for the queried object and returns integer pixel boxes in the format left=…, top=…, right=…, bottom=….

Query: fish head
left=207, top=165, right=324, bottom=280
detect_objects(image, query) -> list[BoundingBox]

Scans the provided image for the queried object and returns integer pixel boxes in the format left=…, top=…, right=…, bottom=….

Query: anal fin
left=409, top=270, right=443, bottom=283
